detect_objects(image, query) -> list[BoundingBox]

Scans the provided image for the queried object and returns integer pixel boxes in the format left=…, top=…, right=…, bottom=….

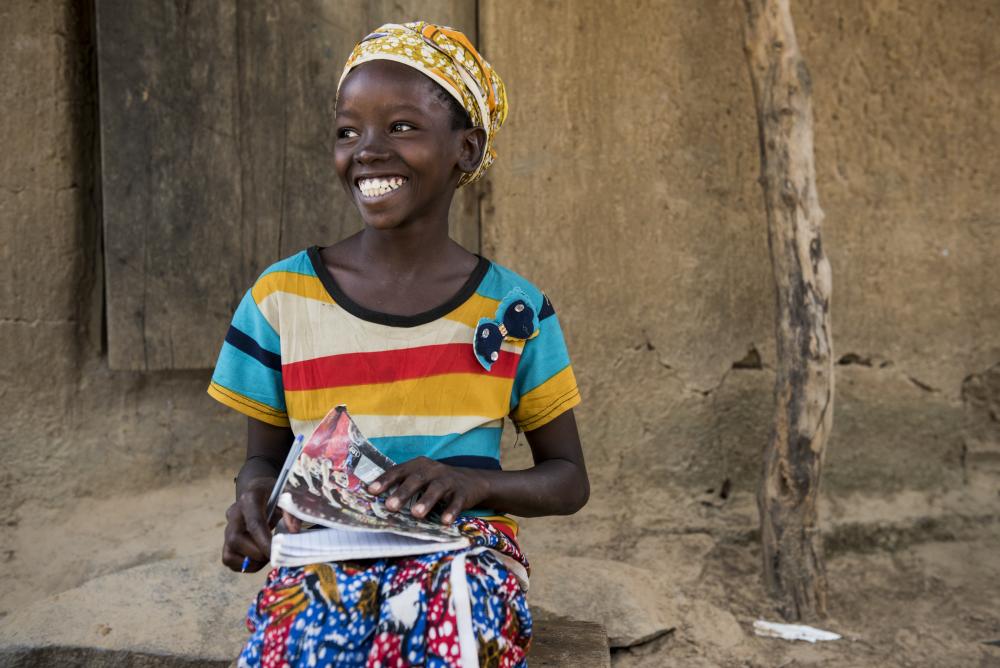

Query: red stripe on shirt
left=282, top=342, right=519, bottom=390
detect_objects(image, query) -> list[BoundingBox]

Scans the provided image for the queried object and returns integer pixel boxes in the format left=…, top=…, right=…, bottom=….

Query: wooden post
left=738, top=0, right=834, bottom=620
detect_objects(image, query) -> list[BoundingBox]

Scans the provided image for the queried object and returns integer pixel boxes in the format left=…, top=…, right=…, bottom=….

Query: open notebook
left=272, top=525, right=471, bottom=567
left=269, top=405, right=470, bottom=567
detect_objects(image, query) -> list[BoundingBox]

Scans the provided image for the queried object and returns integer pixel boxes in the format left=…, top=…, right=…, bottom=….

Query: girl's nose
left=354, top=131, right=391, bottom=164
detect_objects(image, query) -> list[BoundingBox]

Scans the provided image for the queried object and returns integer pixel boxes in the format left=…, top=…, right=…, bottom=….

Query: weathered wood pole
left=738, top=0, right=834, bottom=621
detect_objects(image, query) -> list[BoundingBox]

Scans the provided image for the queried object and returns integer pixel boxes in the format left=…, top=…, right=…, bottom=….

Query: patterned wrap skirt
left=238, top=517, right=532, bottom=668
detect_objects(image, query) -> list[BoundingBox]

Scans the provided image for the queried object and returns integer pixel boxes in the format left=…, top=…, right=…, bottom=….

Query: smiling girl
left=210, top=22, right=588, bottom=667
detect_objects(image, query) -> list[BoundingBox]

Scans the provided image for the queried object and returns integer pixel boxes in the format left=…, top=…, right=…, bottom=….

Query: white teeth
left=357, top=176, right=406, bottom=198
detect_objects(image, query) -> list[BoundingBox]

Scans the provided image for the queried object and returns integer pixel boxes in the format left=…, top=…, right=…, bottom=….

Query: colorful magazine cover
left=277, top=405, right=462, bottom=542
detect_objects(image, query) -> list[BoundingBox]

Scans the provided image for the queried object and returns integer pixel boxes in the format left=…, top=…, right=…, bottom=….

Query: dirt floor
left=4, top=475, right=1000, bottom=667
left=611, top=530, right=1000, bottom=667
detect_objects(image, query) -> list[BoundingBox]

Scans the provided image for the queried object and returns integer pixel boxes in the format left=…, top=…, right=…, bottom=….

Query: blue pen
left=240, top=434, right=305, bottom=575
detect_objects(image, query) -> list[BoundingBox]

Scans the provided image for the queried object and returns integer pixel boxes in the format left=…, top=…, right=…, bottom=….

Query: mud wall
left=2, top=0, right=998, bottom=512
left=0, top=2, right=242, bottom=511
left=480, top=0, right=1000, bottom=498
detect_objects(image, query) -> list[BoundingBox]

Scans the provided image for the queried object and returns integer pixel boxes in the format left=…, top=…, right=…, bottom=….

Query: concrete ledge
left=0, top=646, right=228, bottom=668
left=0, top=620, right=609, bottom=668
left=0, top=552, right=609, bottom=668
left=530, top=611, right=610, bottom=667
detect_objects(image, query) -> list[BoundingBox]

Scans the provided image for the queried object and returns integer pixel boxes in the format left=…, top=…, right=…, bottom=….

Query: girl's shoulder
left=251, top=248, right=318, bottom=284
left=477, top=257, right=549, bottom=312
left=244, top=247, right=330, bottom=304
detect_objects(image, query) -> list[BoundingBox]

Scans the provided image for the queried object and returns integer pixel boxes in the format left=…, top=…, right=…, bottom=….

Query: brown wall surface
left=0, top=2, right=242, bottom=511
left=479, top=0, right=1000, bottom=497
left=96, top=0, right=480, bottom=371
left=2, top=0, right=998, bottom=513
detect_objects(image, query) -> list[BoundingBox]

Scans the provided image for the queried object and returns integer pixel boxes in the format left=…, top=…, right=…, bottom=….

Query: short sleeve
left=207, top=287, right=289, bottom=427
left=509, top=295, right=581, bottom=431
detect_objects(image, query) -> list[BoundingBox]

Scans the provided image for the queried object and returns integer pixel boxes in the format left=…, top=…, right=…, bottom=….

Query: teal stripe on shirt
left=230, top=290, right=280, bottom=354
left=370, top=426, right=503, bottom=465
left=511, top=313, right=572, bottom=401
left=256, top=249, right=316, bottom=280
left=475, top=263, right=544, bottom=306
left=212, top=342, right=286, bottom=411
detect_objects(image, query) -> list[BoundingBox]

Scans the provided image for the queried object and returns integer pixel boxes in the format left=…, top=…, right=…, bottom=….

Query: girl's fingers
left=227, top=529, right=269, bottom=563
left=412, top=480, right=448, bottom=518
left=222, top=544, right=242, bottom=570
left=222, top=543, right=265, bottom=572
left=369, top=457, right=436, bottom=495
left=368, top=462, right=409, bottom=494
left=224, top=549, right=266, bottom=573
left=441, top=493, right=466, bottom=525
left=238, top=493, right=272, bottom=555
left=281, top=510, right=303, bottom=533
left=223, top=505, right=254, bottom=552
left=242, top=558, right=267, bottom=573
left=222, top=498, right=271, bottom=572
left=385, top=467, right=432, bottom=511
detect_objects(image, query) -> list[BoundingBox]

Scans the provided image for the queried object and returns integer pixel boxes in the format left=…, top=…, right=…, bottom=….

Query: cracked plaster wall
left=481, top=0, right=1000, bottom=499
left=0, top=2, right=244, bottom=511
left=2, top=0, right=998, bottom=513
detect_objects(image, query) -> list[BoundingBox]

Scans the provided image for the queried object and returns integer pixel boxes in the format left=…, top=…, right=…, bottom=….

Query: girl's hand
left=281, top=510, right=303, bottom=533
left=221, top=477, right=275, bottom=572
left=368, top=457, right=489, bottom=524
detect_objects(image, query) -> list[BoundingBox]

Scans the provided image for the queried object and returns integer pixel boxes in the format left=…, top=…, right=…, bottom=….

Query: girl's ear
left=457, top=127, right=488, bottom=175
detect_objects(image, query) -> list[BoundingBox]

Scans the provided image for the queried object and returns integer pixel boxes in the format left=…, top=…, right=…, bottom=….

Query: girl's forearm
left=235, top=456, right=280, bottom=499
left=476, top=459, right=589, bottom=517
left=239, top=418, right=296, bottom=499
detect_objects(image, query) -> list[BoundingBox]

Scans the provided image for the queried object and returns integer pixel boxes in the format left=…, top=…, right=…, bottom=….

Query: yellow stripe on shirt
left=208, top=382, right=290, bottom=427
left=443, top=292, right=499, bottom=329
left=285, top=373, right=515, bottom=421
left=511, top=365, right=581, bottom=431
left=252, top=271, right=333, bottom=306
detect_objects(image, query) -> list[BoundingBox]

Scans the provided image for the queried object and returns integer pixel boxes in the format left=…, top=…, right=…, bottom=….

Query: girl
left=211, top=22, right=588, bottom=668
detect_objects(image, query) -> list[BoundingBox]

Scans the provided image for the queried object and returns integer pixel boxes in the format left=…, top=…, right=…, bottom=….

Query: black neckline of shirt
left=307, top=245, right=491, bottom=328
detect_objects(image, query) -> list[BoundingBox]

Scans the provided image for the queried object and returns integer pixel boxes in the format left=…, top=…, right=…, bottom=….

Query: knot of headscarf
left=338, top=21, right=508, bottom=187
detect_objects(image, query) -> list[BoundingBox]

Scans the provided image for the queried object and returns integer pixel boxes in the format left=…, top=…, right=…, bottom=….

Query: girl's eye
left=391, top=122, right=415, bottom=133
left=338, top=128, right=359, bottom=139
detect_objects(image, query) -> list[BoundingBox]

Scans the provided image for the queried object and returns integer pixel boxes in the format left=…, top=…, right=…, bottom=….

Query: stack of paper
left=272, top=525, right=471, bottom=567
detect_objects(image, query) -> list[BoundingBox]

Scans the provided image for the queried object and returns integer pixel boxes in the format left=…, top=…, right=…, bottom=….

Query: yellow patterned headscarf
left=338, top=22, right=508, bottom=187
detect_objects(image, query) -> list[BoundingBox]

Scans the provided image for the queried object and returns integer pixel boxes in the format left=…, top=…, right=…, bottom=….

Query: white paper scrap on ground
left=753, top=620, right=842, bottom=643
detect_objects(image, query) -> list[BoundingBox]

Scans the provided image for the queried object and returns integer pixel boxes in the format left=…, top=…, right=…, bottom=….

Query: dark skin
left=222, top=60, right=589, bottom=573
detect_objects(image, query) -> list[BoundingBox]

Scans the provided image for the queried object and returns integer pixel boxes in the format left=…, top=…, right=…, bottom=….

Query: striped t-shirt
left=208, top=246, right=580, bottom=477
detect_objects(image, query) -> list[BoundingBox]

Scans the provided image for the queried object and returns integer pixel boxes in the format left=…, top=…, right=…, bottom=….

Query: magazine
left=270, top=405, right=470, bottom=566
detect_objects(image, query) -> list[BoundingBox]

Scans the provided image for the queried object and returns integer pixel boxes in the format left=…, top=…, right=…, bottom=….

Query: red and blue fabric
left=238, top=517, right=532, bottom=668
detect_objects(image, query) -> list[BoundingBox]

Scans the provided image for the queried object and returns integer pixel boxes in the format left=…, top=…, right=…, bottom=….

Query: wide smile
left=355, top=175, right=408, bottom=202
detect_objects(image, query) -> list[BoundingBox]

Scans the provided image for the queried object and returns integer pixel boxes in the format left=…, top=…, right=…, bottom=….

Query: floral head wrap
left=338, top=21, right=508, bottom=187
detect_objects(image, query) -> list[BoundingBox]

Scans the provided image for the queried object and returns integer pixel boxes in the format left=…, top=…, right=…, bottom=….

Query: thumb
left=282, top=510, right=303, bottom=534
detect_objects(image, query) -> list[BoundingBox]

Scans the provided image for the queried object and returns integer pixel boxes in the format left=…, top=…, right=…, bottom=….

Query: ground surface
left=610, top=530, right=1000, bottom=667
left=3, top=475, right=999, bottom=667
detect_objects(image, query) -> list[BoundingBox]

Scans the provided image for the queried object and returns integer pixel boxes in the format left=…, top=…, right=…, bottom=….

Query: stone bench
left=0, top=552, right=609, bottom=668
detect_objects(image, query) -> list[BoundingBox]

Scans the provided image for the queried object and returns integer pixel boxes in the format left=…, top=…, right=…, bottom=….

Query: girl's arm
left=221, top=418, right=295, bottom=572
left=368, top=409, right=589, bottom=523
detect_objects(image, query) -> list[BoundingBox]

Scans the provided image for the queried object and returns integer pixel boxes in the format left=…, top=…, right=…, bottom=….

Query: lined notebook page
left=272, top=527, right=470, bottom=567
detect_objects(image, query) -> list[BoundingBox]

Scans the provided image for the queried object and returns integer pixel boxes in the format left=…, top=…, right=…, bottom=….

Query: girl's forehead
left=339, top=60, right=438, bottom=104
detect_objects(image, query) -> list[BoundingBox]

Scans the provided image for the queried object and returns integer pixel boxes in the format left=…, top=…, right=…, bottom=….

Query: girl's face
left=334, top=60, right=483, bottom=231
